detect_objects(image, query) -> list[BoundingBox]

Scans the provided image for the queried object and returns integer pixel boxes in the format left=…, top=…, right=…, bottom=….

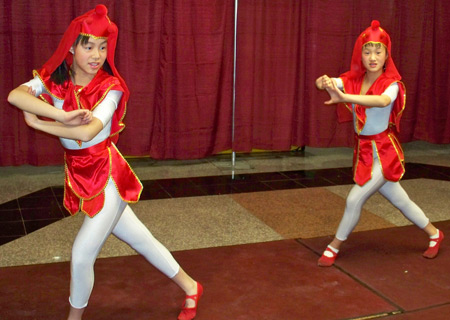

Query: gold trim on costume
left=373, top=140, right=383, bottom=179
left=89, top=84, right=117, bottom=111
left=362, top=41, right=387, bottom=51
left=32, top=70, right=65, bottom=101
left=79, top=32, right=107, bottom=40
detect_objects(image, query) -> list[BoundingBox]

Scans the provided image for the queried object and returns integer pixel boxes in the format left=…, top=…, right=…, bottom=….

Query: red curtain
left=1, top=0, right=449, bottom=166
left=117, top=0, right=235, bottom=159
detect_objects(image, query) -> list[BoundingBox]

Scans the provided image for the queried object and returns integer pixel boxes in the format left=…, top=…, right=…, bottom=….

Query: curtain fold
left=146, top=0, right=234, bottom=159
left=1, top=0, right=449, bottom=166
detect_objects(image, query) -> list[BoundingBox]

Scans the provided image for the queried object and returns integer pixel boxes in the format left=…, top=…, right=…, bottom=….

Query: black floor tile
left=189, top=175, right=235, bottom=186
left=18, top=196, right=61, bottom=210
left=404, top=163, right=450, bottom=181
left=21, top=187, right=54, bottom=198
left=197, top=183, right=235, bottom=195
left=156, top=177, right=193, bottom=189
left=234, top=172, right=290, bottom=182
left=21, top=206, right=65, bottom=221
left=164, top=185, right=208, bottom=198
left=51, top=186, right=65, bottom=197
left=294, top=177, right=334, bottom=188
left=0, top=209, right=22, bottom=222
left=282, top=169, right=323, bottom=180
left=156, top=178, right=209, bottom=197
left=0, top=200, right=19, bottom=211
left=24, top=219, right=61, bottom=234
left=0, top=221, right=26, bottom=236
left=140, top=186, right=171, bottom=200
left=262, top=179, right=306, bottom=190
left=61, top=208, right=72, bottom=217
left=0, top=236, right=21, bottom=246
left=230, top=181, right=273, bottom=193
left=322, top=174, right=355, bottom=185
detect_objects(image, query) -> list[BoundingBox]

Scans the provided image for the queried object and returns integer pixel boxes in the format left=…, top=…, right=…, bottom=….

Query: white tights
left=69, top=179, right=180, bottom=309
left=335, top=158, right=430, bottom=241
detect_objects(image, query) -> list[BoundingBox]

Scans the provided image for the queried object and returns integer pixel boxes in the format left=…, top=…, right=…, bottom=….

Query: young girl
left=8, top=5, right=202, bottom=319
left=315, top=20, right=444, bottom=267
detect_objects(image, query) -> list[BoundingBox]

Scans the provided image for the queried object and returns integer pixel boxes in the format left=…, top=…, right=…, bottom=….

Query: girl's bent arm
left=8, top=85, right=90, bottom=124
left=24, top=112, right=104, bottom=142
left=324, top=80, right=391, bottom=108
left=339, top=93, right=391, bottom=108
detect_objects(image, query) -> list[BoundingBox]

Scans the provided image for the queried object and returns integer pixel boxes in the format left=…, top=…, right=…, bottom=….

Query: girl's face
left=71, top=37, right=107, bottom=85
left=362, top=43, right=387, bottom=76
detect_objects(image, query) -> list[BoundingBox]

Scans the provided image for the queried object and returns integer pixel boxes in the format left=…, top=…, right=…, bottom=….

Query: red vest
left=338, top=76, right=406, bottom=186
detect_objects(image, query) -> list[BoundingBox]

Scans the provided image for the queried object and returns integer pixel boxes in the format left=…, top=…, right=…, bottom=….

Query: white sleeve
left=92, top=90, right=123, bottom=127
left=22, top=76, right=45, bottom=97
left=381, top=82, right=399, bottom=103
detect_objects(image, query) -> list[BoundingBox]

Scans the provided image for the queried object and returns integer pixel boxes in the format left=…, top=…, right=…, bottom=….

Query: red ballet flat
left=318, top=247, right=338, bottom=267
left=177, top=282, right=203, bottom=320
left=423, top=230, right=444, bottom=259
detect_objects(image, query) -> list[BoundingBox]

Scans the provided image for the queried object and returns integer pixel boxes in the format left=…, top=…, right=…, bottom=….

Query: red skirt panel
left=63, top=140, right=142, bottom=217
left=353, top=129, right=405, bottom=186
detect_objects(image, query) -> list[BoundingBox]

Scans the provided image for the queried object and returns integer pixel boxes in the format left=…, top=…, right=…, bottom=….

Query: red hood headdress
left=34, top=4, right=129, bottom=143
left=337, top=20, right=405, bottom=134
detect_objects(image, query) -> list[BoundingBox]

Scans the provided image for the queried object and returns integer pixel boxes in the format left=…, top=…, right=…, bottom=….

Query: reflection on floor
left=0, top=141, right=449, bottom=319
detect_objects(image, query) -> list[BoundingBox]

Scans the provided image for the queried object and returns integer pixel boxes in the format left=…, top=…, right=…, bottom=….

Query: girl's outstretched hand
left=324, top=79, right=346, bottom=105
left=316, top=75, right=333, bottom=90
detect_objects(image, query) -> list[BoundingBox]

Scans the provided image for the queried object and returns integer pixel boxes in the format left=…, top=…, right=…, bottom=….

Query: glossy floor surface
left=0, top=141, right=449, bottom=319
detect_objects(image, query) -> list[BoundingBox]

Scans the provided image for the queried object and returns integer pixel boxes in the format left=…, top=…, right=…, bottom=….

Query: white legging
left=69, top=179, right=180, bottom=309
left=335, top=157, right=430, bottom=241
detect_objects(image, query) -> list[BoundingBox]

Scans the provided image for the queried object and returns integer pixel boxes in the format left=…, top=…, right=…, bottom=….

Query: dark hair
left=50, top=34, right=112, bottom=85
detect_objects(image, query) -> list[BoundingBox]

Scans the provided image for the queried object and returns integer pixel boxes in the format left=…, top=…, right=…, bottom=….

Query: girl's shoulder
left=93, top=71, right=124, bottom=93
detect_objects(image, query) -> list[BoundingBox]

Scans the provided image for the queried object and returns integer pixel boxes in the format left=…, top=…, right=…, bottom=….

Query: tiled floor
left=0, top=141, right=449, bottom=319
left=1, top=162, right=448, bottom=246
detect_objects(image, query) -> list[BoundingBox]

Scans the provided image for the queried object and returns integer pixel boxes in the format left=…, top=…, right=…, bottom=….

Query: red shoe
left=423, top=230, right=444, bottom=259
left=318, top=246, right=338, bottom=267
left=178, top=282, right=203, bottom=320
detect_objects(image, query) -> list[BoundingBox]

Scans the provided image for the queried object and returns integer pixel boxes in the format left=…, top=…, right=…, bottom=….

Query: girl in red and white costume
left=8, top=5, right=202, bottom=320
left=315, top=20, right=444, bottom=267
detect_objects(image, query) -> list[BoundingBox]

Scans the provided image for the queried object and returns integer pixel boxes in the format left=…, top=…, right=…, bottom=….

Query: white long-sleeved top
left=23, top=76, right=122, bottom=150
left=334, top=77, right=399, bottom=136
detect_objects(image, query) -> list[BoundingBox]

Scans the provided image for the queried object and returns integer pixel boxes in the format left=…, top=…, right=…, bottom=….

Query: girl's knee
left=71, top=256, right=93, bottom=271
left=345, top=193, right=360, bottom=209
left=71, top=247, right=96, bottom=270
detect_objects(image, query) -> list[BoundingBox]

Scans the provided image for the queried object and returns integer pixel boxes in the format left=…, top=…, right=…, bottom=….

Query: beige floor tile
left=0, top=195, right=283, bottom=267
left=130, top=196, right=283, bottom=251
left=326, top=179, right=450, bottom=227
left=230, top=188, right=395, bottom=239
